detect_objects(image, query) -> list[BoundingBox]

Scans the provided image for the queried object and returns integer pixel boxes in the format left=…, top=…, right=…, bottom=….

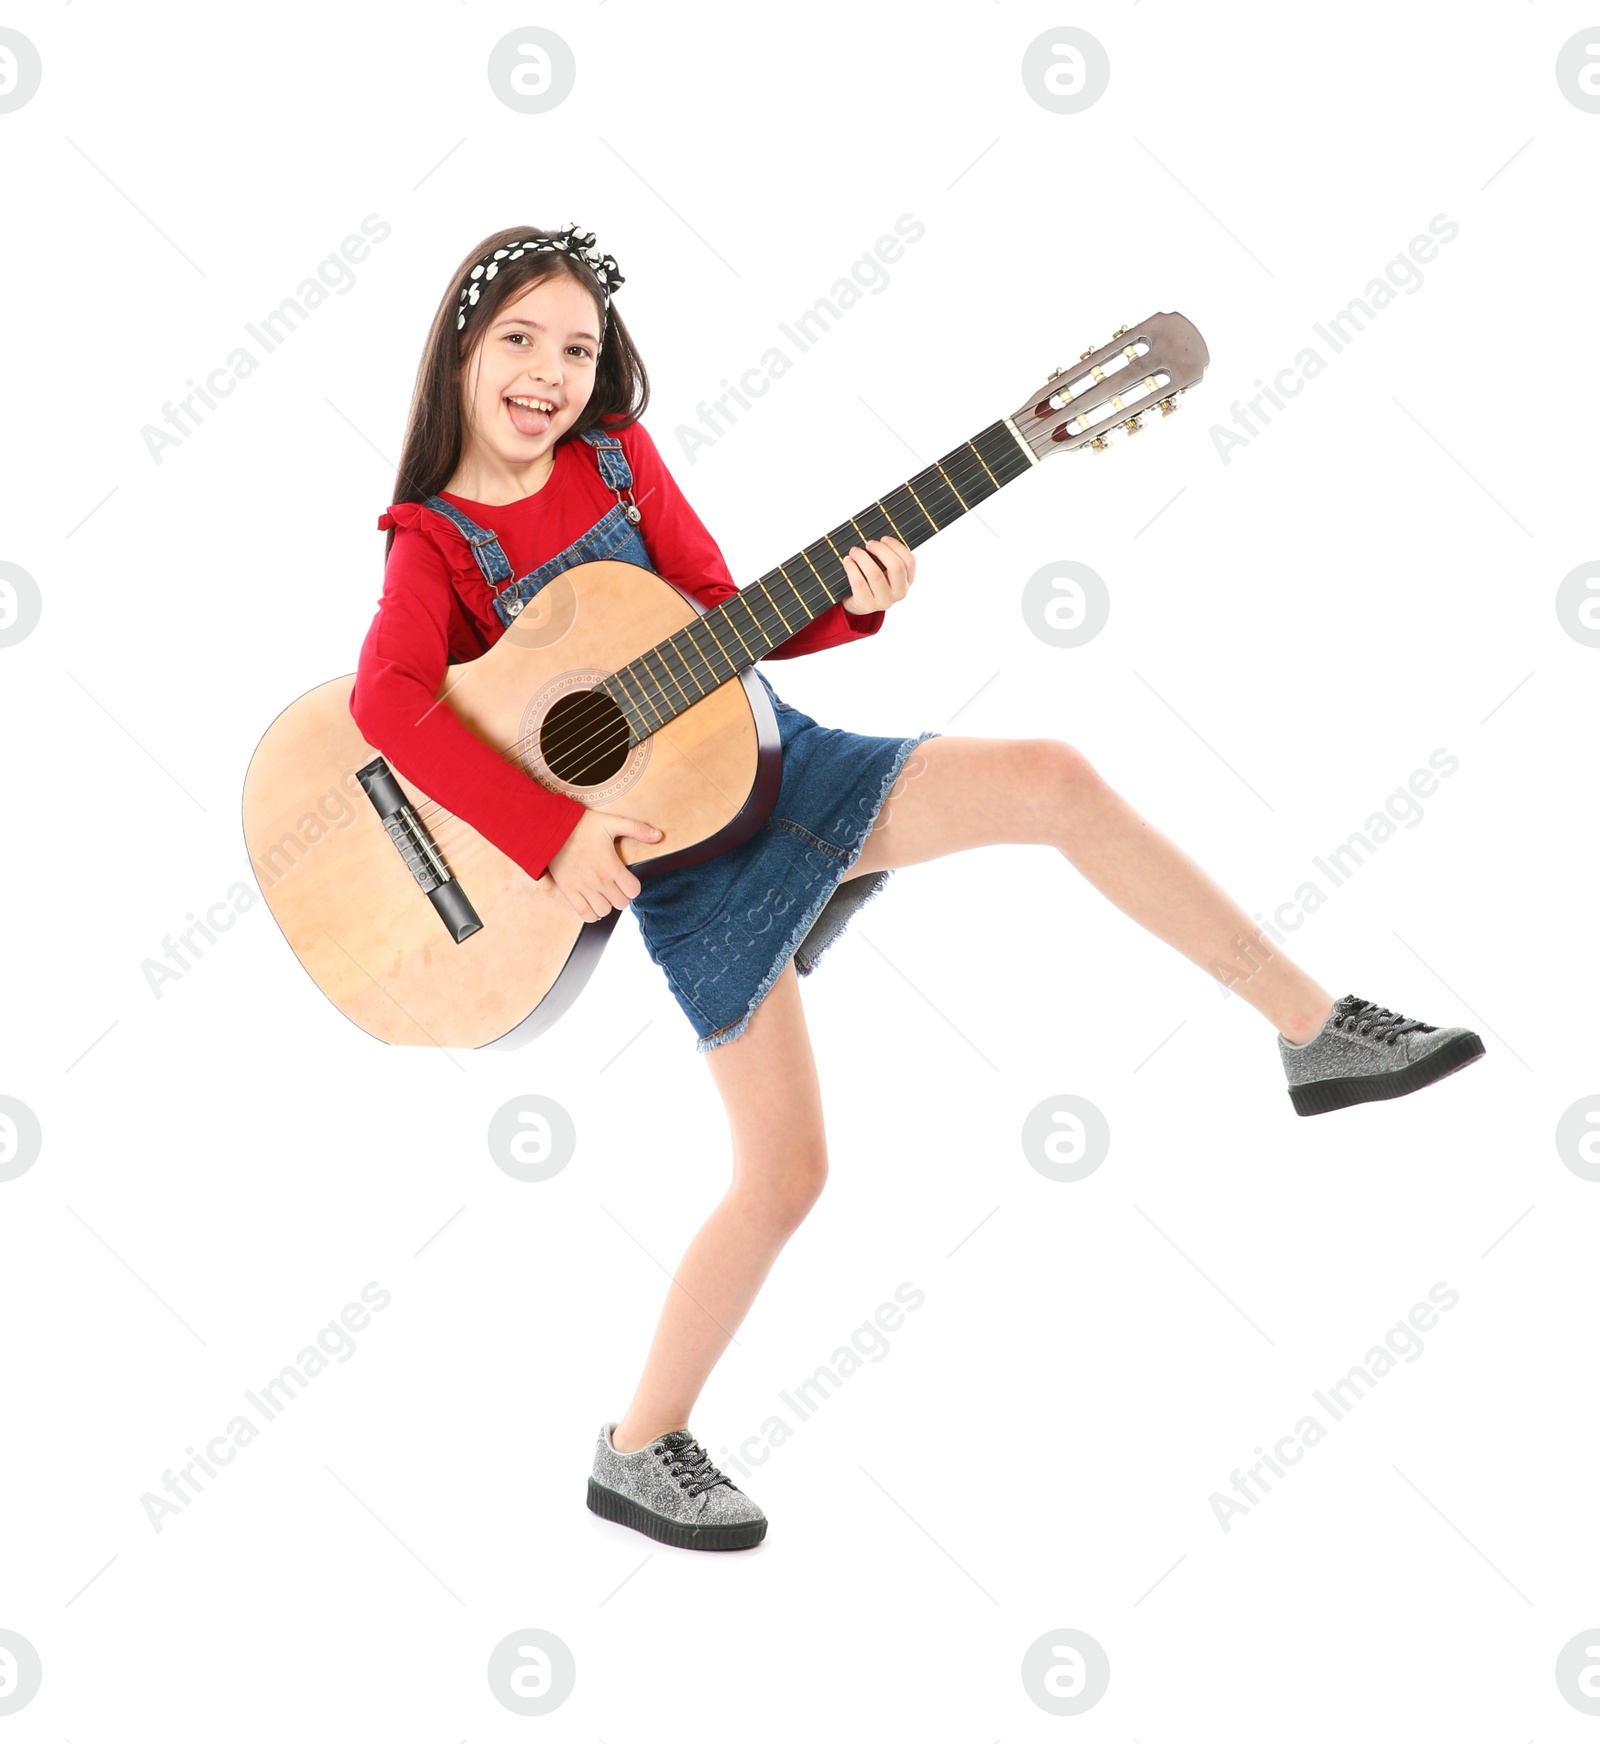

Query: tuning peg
left=1089, top=435, right=1112, bottom=453
left=1122, top=415, right=1144, bottom=435
left=1157, top=394, right=1179, bottom=416
left=1078, top=327, right=1133, bottom=364
left=1046, top=365, right=1063, bottom=381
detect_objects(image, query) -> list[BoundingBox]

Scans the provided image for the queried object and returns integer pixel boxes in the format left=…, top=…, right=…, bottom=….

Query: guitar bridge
left=356, top=757, right=483, bottom=944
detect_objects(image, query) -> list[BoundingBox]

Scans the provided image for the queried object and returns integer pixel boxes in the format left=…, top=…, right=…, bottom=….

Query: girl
left=352, top=224, right=1485, bottom=1554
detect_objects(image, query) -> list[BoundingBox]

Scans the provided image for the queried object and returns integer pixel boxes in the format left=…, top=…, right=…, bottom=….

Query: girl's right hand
left=547, top=810, right=663, bottom=923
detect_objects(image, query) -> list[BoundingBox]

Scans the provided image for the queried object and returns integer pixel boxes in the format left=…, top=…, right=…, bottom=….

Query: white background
left=2, top=2, right=1597, bottom=1737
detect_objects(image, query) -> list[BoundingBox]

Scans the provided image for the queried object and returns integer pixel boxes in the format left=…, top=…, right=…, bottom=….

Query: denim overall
left=425, top=427, right=941, bottom=1053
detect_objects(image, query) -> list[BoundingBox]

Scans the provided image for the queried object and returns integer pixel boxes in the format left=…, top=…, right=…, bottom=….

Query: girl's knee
left=780, top=1148, right=830, bottom=1223
left=740, top=1145, right=829, bottom=1228
left=1024, top=737, right=1101, bottom=795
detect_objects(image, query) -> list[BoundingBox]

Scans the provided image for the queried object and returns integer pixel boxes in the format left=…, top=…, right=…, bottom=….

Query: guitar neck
left=601, top=417, right=1039, bottom=742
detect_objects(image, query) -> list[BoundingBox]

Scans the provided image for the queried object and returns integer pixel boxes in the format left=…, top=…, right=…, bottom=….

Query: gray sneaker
left=1279, top=994, right=1485, bottom=1116
left=587, top=1423, right=767, bottom=1551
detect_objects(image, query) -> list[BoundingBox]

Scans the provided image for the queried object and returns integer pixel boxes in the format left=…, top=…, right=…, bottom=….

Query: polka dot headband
left=456, top=223, right=626, bottom=333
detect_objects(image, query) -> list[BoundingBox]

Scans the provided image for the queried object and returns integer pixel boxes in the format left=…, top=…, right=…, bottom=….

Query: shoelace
left=653, top=1434, right=735, bottom=1499
left=1334, top=997, right=1437, bottom=1047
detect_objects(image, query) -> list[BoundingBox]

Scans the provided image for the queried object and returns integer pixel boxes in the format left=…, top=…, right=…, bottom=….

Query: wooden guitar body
left=241, top=559, right=782, bottom=1049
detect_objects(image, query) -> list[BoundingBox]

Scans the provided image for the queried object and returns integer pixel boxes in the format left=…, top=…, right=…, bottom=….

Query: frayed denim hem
left=693, top=727, right=942, bottom=1054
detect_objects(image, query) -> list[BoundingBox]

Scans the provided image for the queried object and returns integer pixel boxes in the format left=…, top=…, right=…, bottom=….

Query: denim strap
left=418, top=426, right=641, bottom=591
left=417, top=495, right=513, bottom=587
left=578, top=425, right=634, bottom=493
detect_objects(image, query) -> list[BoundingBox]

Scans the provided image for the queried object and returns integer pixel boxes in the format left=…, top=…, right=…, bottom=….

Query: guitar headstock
left=1011, top=312, right=1209, bottom=456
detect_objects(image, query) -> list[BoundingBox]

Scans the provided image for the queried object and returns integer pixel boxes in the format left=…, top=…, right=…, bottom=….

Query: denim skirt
left=628, top=668, right=940, bottom=1052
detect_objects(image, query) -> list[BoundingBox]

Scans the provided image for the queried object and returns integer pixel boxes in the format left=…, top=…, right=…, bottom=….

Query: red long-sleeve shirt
left=350, top=419, right=883, bottom=882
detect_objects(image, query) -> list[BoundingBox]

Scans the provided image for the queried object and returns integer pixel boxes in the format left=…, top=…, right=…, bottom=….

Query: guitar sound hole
left=540, top=688, right=631, bottom=786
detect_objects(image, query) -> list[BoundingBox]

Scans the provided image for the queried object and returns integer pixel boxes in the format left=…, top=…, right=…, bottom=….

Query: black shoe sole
left=1289, top=1032, right=1486, bottom=1117
left=586, top=1478, right=767, bottom=1550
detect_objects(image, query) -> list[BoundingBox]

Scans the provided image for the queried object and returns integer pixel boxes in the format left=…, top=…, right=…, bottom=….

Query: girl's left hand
left=840, top=536, right=915, bottom=615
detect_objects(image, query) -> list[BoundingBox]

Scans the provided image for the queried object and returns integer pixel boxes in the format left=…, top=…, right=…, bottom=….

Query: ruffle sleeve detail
left=376, top=501, right=481, bottom=591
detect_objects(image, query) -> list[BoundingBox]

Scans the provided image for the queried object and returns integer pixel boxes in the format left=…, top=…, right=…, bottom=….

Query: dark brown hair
left=383, top=225, right=650, bottom=560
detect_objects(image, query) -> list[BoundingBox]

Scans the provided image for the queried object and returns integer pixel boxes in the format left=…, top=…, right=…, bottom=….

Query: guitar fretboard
left=599, top=418, right=1037, bottom=742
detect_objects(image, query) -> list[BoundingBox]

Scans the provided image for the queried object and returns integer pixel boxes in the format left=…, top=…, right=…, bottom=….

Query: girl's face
left=459, top=271, right=603, bottom=465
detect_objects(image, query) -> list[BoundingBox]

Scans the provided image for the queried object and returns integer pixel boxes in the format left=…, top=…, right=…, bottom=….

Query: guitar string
left=403, top=443, right=1014, bottom=850
left=405, top=411, right=1061, bottom=847
left=406, top=413, right=1059, bottom=847
left=402, top=440, right=1017, bottom=841
left=406, top=419, right=1052, bottom=851
left=410, top=436, right=1031, bottom=824
left=410, top=435, right=1008, bottom=810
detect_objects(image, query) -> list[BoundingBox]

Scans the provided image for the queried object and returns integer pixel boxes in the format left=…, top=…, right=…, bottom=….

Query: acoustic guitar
left=241, top=311, right=1210, bottom=1048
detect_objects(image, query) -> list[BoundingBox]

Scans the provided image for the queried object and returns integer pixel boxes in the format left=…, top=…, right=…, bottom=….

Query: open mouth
left=505, top=394, right=557, bottom=437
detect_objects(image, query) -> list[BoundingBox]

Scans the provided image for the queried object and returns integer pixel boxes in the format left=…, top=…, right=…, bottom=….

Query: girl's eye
left=505, top=333, right=592, bottom=359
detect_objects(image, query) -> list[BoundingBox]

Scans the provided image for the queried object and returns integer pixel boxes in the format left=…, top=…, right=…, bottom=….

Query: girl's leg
left=850, top=736, right=1336, bottom=1044
left=611, top=959, right=828, bottom=1452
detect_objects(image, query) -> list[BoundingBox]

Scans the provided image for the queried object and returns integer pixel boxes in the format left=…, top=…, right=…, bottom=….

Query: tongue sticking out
left=506, top=398, right=552, bottom=438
